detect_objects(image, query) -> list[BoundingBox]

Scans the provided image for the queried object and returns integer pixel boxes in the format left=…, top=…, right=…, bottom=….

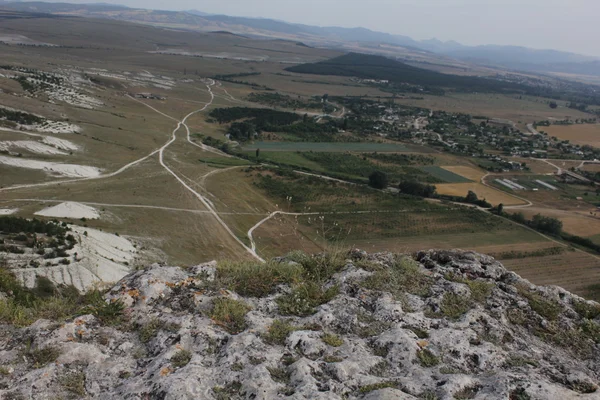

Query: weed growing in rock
left=363, top=257, right=433, bottom=298
left=406, top=326, right=429, bottom=339
left=509, top=388, right=531, bottom=400
left=276, top=282, right=338, bottom=316
left=24, top=345, right=61, bottom=368
left=138, top=318, right=180, bottom=343
left=214, top=261, right=303, bottom=297
left=466, top=281, right=493, bottom=303
left=58, top=371, right=86, bottom=397
left=323, top=355, right=343, bottom=363
left=440, top=292, right=472, bottom=320
left=171, top=349, right=192, bottom=368
left=359, top=381, right=399, bottom=393
left=263, top=320, right=298, bottom=345
left=267, top=366, right=291, bottom=384
left=417, top=349, right=440, bottom=367
left=454, top=385, right=482, bottom=399
left=517, top=286, right=562, bottom=321
left=572, top=299, right=600, bottom=320
left=213, top=381, right=243, bottom=400
left=322, top=333, right=344, bottom=347
left=82, top=292, right=126, bottom=325
left=211, top=298, right=251, bottom=334
left=0, top=366, right=10, bottom=375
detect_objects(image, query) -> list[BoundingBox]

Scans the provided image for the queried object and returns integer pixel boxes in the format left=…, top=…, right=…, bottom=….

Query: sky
left=44, top=0, right=600, bottom=56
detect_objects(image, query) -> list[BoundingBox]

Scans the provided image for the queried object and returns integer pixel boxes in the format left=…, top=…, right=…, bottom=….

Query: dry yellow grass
left=581, top=163, right=600, bottom=173
left=520, top=208, right=600, bottom=238
left=544, top=124, right=600, bottom=146
left=436, top=182, right=527, bottom=206
left=441, top=166, right=486, bottom=181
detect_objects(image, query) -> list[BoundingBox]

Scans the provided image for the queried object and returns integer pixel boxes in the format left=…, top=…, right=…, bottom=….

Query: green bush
left=214, top=261, right=303, bottom=297
left=322, top=333, right=344, bottom=347
left=416, top=349, right=440, bottom=367
left=263, top=320, right=298, bottom=345
left=363, top=257, right=433, bottom=298
left=171, top=350, right=192, bottom=368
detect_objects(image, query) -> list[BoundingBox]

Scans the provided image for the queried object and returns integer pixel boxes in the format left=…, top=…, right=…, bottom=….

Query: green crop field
left=419, top=166, right=472, bottom=183
left=242, top=141, right=423, bottom=152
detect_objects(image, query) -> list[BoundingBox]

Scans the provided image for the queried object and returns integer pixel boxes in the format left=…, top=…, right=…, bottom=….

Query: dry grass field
left=435, top=182, right=528, bottom=206
left=1, top=12, right=600, bottom=299
left=544, top=124, right=600, bottom=147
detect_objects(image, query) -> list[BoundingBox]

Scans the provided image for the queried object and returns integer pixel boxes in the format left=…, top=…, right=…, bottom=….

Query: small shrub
left=171, top=350, right=192, bottom=368
left=211, top=298, right=250, bottom=334
left=0, top=366, right=11, bottom=375
left=59, top=371, right=86, bottom=396
left=439, top=292, right=471, bottom=320
left=322, top=333, right=343, bottom=347
left=138, top=318, right=180, bottom=343
left=416, top=349, right=440, bottom=367
left=267, top=366, right=291, bottom=384
left=504, top=355, right=539, bottom=368
left=26, top=346, right=61, bottom=368
left=569, top=380, right=597, bottom=394
left=467, top=281, right=493, bottom=303
left=263, top=319, right=297, bottom=345
left=454, top=385, right=482, bottom=399
left=406, top=326, right=429, bottom=339
left=276, top=282, right=338, bottom=316
left=572, top=300, right=600, bottom=320
left=509, top=388, right=531, bottom=400
left=518, top=286, right=562, bottom=321
left=82, top=292, right=125, bottom=325
left=213, top=381, right=243, bottom=400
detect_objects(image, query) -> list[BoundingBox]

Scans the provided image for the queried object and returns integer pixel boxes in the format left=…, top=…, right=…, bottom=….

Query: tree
left=466, top=190, right=479, bottom=203
left=549, top=101, right=557, bottom=109
left=256, top=148, right=260, bottom=160
left=369, top=171, right=389, bottom=189
left=497, top=203, right=504, bottom=215
left=398, top=181, right=436, bottom=198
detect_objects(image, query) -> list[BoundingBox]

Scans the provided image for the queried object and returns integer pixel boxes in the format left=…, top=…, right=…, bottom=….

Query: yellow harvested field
left=510, top=157, right=557, bottom=174
left=442, top=165, right=486, bottom=181
left=436, top=182, right=527, bottom=206
left=544, top=124, right=600, bottom=147
left=520, top=208, right=600, bottom=238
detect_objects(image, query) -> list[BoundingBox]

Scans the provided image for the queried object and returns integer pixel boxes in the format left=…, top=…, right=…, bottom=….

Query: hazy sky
left=59, top=0, right=600, bottom=56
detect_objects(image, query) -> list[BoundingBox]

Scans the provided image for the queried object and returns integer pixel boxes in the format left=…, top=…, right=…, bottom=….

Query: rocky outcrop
left=1, top=250, right=599, bottom=399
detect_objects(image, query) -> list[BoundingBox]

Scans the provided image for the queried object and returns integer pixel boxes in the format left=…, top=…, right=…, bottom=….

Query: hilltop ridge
left=1, top=249, right=599, bottom=399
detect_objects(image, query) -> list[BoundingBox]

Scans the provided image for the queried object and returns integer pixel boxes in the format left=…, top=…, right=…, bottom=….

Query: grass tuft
left=138, top=318, right=180, bottom=343
left=359, top=381, right=399, bottom=393
left=171, top=349, right=192, bottom=368
left=276, top=282, right=338, bottom=316
left=416, top=349, right=440, bottom=367
left=263, top=319, right=298, bottom=345
left=322, top=333, right=344, bottom=347
left=58, top=371, right=86, bottom=396
left=211, top=298, right=251, bottom=334
left=363, top=257, right=433, bottom=298
left=214, top=261, right=303, bottom=298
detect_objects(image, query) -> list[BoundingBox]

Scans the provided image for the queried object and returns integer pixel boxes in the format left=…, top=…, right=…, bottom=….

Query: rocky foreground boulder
left=1, top=250, right=600, bottom=399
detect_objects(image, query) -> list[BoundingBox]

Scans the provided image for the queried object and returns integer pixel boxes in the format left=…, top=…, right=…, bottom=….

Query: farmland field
left=419, top=166, right=471, bottom=183
left=442, top=165, right=486, bottom=181
left=241, top=141, right=427, bottom=152
left=544, top=123, right=600, bottom=147
left=502, top=252, right=600, bottom=299
left=435, top=182, right=527, bottom=206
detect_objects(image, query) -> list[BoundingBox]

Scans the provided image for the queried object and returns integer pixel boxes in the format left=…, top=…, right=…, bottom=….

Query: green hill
left=286, top=52, right=526, bottom=93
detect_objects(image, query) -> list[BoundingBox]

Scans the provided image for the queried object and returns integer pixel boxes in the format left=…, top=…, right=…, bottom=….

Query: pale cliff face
left=1, top=250, right=599, bottom=399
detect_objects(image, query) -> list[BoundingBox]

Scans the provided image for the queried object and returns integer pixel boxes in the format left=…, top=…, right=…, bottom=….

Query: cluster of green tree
left=201, top=136, right=231, bottom=153
left=505, top=212, right=563, bottom=236
left=286, top=53, right=529, bottom=94
left=209, top=107, right=300, bottom=125
left=212, top=72, right=272, bottom=90
left=14, top=76, right=36, bottom=92
left=0, top=107, right=44, bottom=125
left=497, top=209, right=600, bottom=254
left=0, top=216, right=67, bottom=237
left=398, top=180, right=437, bottom=197
left=247, top=92, right=323, bottom=110
left=365, top=153, right=435, bottom=166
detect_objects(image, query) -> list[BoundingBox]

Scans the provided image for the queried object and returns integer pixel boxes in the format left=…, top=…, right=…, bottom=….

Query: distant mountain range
left=2, top=1, right=599, bottom=77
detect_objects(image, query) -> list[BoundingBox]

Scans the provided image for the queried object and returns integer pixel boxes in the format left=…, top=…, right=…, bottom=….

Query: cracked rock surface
left=1, top=250, right=599, bottom=399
